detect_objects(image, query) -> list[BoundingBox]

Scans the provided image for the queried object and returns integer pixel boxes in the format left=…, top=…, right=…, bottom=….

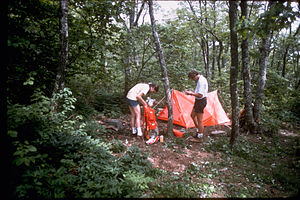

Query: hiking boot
left=131, top=127, right=137, bottom=135
left=137, top=131, right=143, bottom=137
left=189, top=137, right=203, bottom=143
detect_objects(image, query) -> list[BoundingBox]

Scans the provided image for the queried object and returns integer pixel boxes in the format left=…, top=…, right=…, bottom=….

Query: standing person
left=185, top=70, right=208, bottom=142
left=126, top=83, right=159, bottom=137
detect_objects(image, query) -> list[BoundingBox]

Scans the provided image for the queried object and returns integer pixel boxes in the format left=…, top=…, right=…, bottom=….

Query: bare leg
left=133, top=105, right=141, bottom=128
left=196, top=112, right=204, bottom=133
left=191, top=110, right=198, bottom=130
left=132, top=105, right=143, bottom=136
left=128, top=106, right=136, bottom=129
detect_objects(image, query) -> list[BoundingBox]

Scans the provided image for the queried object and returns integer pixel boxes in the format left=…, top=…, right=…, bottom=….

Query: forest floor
left=99, top=114, right=300, bottom=198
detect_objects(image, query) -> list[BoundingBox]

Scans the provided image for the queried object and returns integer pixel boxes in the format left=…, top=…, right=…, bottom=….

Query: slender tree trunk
left=229, top=0, right=239, bottom=147
left=282, top=25, right=291, bottom=78
left=187, top=0, right=210, bottom=77
left=297, top=51, right=300, bottom=89
left=282, top=45, right=288, bottom=78
left=211, top=1, right=216, bottom=80
left=52, top=0, right=68, bottom=109
left=123, top=0, right=146, bottom=96
left=254, top=32, right=272, bottom=124
left=270, top=47, right=276, bottom=70
left=212, top=40, right=216, bottom=80
left=240, top=1, right=256, bottom=134
left=221, top=45, right=227, bottom=70
left=206, top=40, right=210, bottom=78
left=282, top=24, right=300, bottom=78
left=204, top=1, right=210, bottom=78
left=148, top=0, right=174, bottom=137
left=123, top=1, right=135, bottom=96
left=253, top=2, right=274, bottom=124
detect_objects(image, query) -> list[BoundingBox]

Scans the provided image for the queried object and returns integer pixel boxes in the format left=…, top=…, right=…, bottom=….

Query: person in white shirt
left=185, top=70, right=208, bottom=142
left=126, top=83, right=159, bottom=137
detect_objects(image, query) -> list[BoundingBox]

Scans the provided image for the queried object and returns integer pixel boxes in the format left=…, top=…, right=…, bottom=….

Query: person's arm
left=185, top=90, right=203, bottom=98
left=136, top=92, right=148, bottom=107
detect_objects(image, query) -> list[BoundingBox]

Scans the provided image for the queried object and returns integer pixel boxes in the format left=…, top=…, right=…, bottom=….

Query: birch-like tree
left=253, top=1, right=276, bottom=126
left=148, top=0, right=173, bottom=137
left=240, top=1, right=256, bottom=134
left=52, top=0, right=68, bottom=110
left=119, top=0, right=146, bottom=95
left=53, top=0, right=68, bottom=95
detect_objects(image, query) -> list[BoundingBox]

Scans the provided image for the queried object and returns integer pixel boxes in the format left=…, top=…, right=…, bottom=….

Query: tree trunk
left=282, top=24, right=300, bottom=78
left=212, top=39, right=216, bottom=80
left=211, top=1, right=216, bottom=80
left=270, top=47, right=276, bottom=70
left=240, top=1, right=256, bottom=134
left=123, top=2, right=135, bottom=96
left=148, top=0, right=174, bottom=138
left=253, top=2, right=274, bottom=124
left=187, top=1, right=209, bottom=77
left=229, top=0, right=239, bottom=147
left=52, top=0, right=68, bottom=108
left=123, top=1, right=146, bottom=96
left=218, top=41, right=223, bottom=77
left=282, top=45, right=288, bottom=78
left=204, top=1, right=210, bottom=78
left=254, top=32, right=272, bottom=124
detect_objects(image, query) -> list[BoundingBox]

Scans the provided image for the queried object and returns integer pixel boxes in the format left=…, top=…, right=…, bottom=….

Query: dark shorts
left=193, top=97, right=207, bottom=113
left=126, top=98, right=139, bottom=107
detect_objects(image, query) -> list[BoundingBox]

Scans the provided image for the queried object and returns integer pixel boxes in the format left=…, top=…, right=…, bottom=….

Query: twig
left=153, top=95, right=166, bottom=109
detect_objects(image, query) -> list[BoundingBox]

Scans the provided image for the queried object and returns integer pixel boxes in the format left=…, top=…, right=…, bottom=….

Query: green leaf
left=28, top=145, right=37, bottom=152
left=15, top=158, right=24, bottom=166
left=8, top=130, right=18, bottom=138
left=23, top=80, right=34, bottom=86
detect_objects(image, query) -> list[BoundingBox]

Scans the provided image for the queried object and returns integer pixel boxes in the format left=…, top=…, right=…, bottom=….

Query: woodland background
left=7, top=0, right=300, bottom=198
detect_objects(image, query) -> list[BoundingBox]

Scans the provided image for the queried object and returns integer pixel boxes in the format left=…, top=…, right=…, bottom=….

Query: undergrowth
left=8, top=88, right=300, bottom=198
left=8, top=88, right=158, bottom=198
left=145, top=133, right=299, bottom=198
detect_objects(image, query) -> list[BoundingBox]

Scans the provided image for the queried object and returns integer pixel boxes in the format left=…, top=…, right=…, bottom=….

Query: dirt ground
left=100, top=114, right=300, bottom=198
left=104, top=114, right=229, bottom=173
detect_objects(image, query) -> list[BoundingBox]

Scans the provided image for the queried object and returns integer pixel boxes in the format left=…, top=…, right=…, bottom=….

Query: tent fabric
left=157, top=90, right=231, bottom=128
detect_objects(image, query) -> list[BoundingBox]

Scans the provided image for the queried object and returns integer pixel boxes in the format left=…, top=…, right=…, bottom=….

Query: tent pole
left=153, top=95, right=166, bottom=109
left=153, top=89, right=172, bottom=109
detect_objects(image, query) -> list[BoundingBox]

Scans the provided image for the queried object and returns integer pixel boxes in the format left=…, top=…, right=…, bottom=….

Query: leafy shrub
left=122, top=170, right=155, bottom=198
left=73, top=99, right=96, bottom=119
left=94, top=91, right=125, bottom=117
left=157, top=181, right=196, bottom=198
left=264, top=71, right=300, bottom=126
left=109, top=139, right=126, bottom=153
left=119, top=146, right=153, bottom=175
left=8, top=88, right=157, bottom=198
left=83, top=120, right=106, bottom=137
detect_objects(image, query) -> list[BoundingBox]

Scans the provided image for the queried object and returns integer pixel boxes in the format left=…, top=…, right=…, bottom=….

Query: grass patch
left=147, top=133, right=299, bottom=198
left=201, top=134, right=300, bottom=197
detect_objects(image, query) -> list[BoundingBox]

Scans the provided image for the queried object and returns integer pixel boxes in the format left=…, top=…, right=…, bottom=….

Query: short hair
left=188, top=70, right=199, bottom=79
left=150, top=83, right=159, bottom=92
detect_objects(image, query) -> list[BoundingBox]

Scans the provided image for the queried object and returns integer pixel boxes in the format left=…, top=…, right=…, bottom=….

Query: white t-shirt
left=195, top=75, right=208, bottom=99
left=126, top=83, right=150, bottom=101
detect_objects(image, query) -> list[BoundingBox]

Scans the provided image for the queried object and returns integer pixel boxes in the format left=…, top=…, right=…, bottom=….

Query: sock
left=137, top=127, right=143, bottom=136
left=132, top=127, right=137, bottom=134
left=197, top=133, right=203, bottom=138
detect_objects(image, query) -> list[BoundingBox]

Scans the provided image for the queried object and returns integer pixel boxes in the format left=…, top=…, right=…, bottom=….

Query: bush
left=8, top=88, right=157, bottom=198
left=94, top=91, right=126, bottom=117
left=109, top=139, right=126, bottom=153
left=73, top=99, right=97, bottom=119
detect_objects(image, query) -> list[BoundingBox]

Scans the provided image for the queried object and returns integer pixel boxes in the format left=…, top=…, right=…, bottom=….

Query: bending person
left=126, top=83, right=159, bottom=137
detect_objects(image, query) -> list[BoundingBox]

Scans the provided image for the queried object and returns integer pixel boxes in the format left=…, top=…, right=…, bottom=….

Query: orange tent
left=157, top=90, right=231, bottom=128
